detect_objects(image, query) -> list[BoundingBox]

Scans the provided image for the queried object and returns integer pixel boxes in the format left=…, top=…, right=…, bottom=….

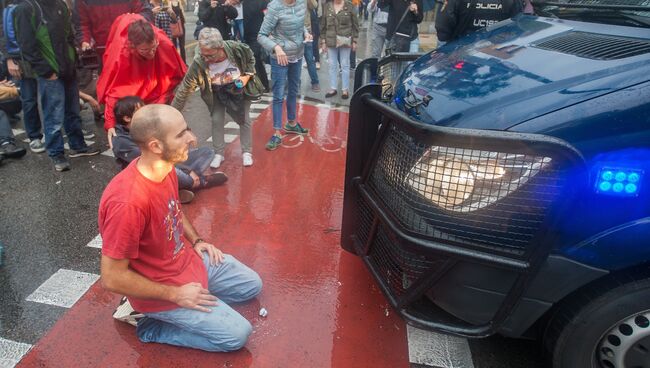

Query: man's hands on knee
left=173, top=282, right=218, bottom=312
left=194, top=241, right=225, bottom=265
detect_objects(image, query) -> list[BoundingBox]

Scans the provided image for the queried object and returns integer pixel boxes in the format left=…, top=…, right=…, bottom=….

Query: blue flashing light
left=615, top=172, right=627, bottom=182
left=612, top=182, right=624, bottom=193
left=601, top=171, right=614, bottom=181
left=625, top=183, right=638, bottom=194
left=599, top=181, right=612, bottom=191
left=595, top=167, right=643, bottom=197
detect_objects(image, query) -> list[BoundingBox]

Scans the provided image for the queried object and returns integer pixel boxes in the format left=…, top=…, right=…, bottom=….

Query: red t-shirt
left=98, top=160, right=208, bottom=313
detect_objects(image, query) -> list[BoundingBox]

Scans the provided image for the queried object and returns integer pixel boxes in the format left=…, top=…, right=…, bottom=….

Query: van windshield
left=533, top=0, right=650, bottom=27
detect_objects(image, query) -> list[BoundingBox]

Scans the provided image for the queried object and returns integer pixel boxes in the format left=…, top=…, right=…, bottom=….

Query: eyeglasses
left=136, top=41, right=159, bottom=55
left=200, top=49, right=225, bottom=61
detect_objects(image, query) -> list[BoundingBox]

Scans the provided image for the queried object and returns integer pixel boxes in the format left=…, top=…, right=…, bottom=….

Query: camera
left=78, top=48, right=101, bottom=69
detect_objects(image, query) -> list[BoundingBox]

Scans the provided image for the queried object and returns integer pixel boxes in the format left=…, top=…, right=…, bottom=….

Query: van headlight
left=406, top=147, right=552, bottom=212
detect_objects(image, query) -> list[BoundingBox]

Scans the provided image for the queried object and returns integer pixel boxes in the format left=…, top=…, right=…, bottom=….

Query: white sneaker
left=210, top=154, right=224, bottom=168
left=112, top=296, right=144, bottom=327
left=29, top=139, right=45, bottom=153
left=243, top=152, right=253, bottom=167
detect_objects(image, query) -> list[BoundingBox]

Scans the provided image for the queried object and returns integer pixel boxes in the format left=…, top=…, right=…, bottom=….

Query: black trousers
left=247, top=40, right=270, bottom=91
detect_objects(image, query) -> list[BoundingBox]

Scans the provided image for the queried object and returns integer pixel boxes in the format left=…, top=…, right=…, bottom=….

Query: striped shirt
left=257, top=0, right=308, bottom=62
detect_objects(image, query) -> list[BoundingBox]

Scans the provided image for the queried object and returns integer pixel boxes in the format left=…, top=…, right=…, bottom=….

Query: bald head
left=130, top=104, right=185, bottom=149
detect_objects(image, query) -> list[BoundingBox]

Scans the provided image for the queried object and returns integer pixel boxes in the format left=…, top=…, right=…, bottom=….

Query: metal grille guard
left=342, top=85, right=587, bottom=337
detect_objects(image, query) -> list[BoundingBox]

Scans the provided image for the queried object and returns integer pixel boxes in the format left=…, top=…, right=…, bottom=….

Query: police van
left=344, top=1, right=650, bottom=367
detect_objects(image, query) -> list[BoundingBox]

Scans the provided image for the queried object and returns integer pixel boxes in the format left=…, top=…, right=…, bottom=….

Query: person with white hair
left=172, top=27, right=264, bottom=168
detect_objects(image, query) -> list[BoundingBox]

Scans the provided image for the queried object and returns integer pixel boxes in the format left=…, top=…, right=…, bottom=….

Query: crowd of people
left=0, top=0, right=533, bottom=353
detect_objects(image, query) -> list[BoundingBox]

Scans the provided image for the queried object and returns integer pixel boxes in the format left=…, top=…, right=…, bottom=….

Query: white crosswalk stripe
left=407, top=325, right=474, bottom=368
left=11, top=128, right=25, bottom=137
left=101, top=149, right=115, bottom=158
left=86, top=234, right=103, bottom=249
left=0, top=337, right=32, bottom=368
left=25, top=269, right=100, bottom=309
left=224, top=121, right=239, bottom=129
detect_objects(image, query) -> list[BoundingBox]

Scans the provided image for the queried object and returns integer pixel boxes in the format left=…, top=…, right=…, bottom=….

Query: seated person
left=99, top=104, right=262, bottom=352
left=111, top=96, right=228, bottom=203
left=0, top=108, right=27, bottom=162
left=0, top=55, right=26, bottom=161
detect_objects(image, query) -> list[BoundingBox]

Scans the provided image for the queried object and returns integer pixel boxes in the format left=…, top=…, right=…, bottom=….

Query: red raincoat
left=97, top=13, right=187, bottom=131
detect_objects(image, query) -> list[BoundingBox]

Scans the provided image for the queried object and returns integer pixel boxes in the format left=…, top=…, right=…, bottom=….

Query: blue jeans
left=37, top=76, right=87, bottom=157
left=175, top=147, right=216, bottom=190
left=233, top=19, right=244, bottom=40
left=19, top=77, right=42, bottom=141
left=0, top=110, right=15, bottom=144
left=270, top=57, right=302, bottom=130
left=310, top=9, right=320, bottom=62
left=327, top=47, right=351, bottom=91
left=303, top=41, right=319, bottom=86
left=137, top=253, right=263, bottom=352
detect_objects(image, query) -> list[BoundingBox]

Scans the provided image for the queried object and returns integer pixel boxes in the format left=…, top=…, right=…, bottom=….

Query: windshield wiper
left=535, top=5, right=650, bottom=27
left=532, top=1, right=650, bottom=11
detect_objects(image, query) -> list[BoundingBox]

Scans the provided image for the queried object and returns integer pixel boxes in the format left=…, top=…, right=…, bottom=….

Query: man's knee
left=246, top=272, right=263, bottom=299
left=212, top=319, right=252, bottom=351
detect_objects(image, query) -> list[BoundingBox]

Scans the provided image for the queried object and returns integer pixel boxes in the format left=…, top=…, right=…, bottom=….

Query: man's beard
left=161, top=143, right=189, bottom=164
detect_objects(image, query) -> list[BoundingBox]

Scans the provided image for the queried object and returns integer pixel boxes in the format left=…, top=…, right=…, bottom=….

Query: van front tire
left=544, top=275, right=650, bottom=368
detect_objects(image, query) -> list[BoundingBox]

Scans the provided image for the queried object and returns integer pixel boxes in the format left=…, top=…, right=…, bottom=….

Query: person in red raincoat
left=97, top=13, right=187, bottom=146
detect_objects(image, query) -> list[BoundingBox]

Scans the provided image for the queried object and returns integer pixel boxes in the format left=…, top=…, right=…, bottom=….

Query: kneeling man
left=98, top=104, right=262, bottom=352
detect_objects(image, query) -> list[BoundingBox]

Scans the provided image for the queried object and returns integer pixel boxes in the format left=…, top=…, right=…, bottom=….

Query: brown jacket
left=319, top=1, right=359, bottom=48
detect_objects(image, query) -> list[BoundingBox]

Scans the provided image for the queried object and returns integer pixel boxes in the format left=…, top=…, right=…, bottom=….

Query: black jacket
left=380, top=0, right=424, bottom=41
left=13, top=0, right=77, bottom=79
left=198, top=0, right=237, bottom=41
left=435, top=0, right=521, bottom=42
left=242, top=0, right=267, bottom=44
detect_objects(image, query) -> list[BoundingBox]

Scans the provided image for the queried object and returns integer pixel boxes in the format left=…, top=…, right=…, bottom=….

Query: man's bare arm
left=181, top=211, right=224, bottom=265
left=181, top=211, right=201, bottom=245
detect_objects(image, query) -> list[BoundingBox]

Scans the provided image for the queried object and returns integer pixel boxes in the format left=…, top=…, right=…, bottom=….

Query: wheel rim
left=597, top=311, right=650, bottom=368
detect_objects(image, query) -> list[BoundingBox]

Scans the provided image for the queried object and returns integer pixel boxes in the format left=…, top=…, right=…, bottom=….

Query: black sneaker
left=202, top=171, right=228, bottom=188
left=179, top=189, right=195, bottom=204
left=52, top=155, right=70, bottom=171
left=0, top=142, right=27, bottom=159
left=68, top=146, right=100, bottom=158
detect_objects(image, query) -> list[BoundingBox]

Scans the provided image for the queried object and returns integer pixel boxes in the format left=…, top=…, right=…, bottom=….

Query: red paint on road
left=18, top=104, right=409, bottom=368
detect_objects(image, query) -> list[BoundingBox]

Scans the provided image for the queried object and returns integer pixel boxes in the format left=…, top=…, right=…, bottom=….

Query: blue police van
left=343, top=1, right=650, bottom=367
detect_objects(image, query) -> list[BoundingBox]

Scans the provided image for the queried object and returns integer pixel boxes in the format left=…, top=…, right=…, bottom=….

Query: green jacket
left=172, top=40, right=264, bottom=113
left=13, top=0, right=77, bottom=79
left=319, top=1, right=359, bottom=48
